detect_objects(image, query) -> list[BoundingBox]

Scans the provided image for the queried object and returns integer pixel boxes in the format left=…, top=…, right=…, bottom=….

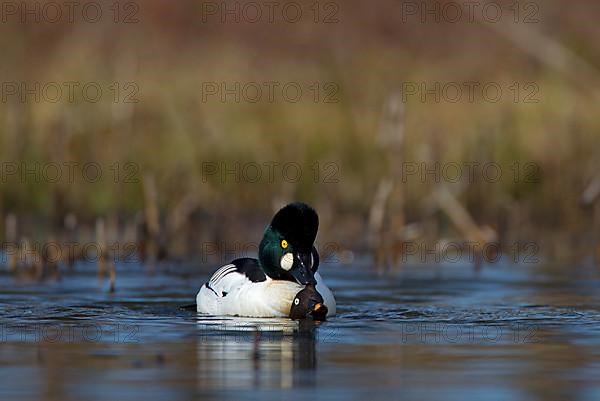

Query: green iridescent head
left=258, top=202, right=319, bottom=285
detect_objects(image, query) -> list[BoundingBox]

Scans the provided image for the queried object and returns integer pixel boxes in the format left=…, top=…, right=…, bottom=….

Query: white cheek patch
left=280, top=253, right=294, bottom=271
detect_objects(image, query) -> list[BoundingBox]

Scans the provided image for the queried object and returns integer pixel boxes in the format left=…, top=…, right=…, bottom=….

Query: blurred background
left=4, top=2, right=600, bottom=401
left=1, top=0, right=600, bottom=274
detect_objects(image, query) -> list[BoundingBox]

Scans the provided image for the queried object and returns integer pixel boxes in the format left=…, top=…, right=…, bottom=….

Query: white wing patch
left=204, top=263, right=252, bottom=298
left=209, top=264, right=237, bottom=288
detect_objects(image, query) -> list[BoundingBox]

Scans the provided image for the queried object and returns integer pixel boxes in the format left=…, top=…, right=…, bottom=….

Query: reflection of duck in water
left=196, top=203, right=336, bottom=318
left=195, top=316, right=322, bottom=389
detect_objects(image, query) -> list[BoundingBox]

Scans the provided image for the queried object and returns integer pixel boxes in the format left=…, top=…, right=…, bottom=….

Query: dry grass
left=1, top=0, right=599, bottom=267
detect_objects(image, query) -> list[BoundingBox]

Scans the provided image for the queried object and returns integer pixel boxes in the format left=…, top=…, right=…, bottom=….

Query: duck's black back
left=230, top=258, right=267, bottom=283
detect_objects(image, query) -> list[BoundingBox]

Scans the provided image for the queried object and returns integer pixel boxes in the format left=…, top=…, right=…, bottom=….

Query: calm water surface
left=1, top=259, right=600, bottom=401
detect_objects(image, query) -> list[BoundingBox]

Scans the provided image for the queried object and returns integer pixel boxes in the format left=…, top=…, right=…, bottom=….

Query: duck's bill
left=310, top=302, right=328, bottom=321
left=290, top=253, right=316, bottom=285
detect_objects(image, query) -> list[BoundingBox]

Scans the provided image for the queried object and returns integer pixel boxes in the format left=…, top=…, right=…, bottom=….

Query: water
left=1, top=259, right=600, bottom=401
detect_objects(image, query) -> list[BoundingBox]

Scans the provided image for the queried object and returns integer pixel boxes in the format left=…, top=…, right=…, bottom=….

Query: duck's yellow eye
left=281, top=240, right=288, bottom=249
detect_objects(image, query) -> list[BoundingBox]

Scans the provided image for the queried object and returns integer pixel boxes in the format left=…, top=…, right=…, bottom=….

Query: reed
left=1, top=0, right=599, bottom=269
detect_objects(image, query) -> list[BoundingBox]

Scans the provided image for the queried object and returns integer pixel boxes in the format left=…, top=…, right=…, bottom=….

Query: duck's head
left=259, top=202, right=318, bottom=285
left=290, top=284, right=328, bottom=321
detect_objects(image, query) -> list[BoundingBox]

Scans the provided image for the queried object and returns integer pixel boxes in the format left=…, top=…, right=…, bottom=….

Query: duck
left=196, top=202, right=336, bottom=318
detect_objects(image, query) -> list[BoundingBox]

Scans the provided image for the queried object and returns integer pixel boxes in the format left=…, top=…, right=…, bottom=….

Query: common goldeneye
left=196, top=202, right=336, bottom=318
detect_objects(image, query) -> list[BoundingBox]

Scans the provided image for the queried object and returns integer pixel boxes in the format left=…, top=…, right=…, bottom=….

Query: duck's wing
left=197, top=258, right=269, bottom=315
left=203, top=258, right=266, bottom=297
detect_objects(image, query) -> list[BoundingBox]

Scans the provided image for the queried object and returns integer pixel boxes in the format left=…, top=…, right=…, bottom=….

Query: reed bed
left=1, top=0, right=599, bottom=272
